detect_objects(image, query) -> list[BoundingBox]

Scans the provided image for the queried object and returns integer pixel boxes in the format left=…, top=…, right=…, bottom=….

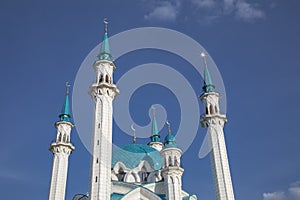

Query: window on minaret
left=95, top=176, right=97, bottom=182
left=99, top=74, right=103, bottom=83
left=206, top=107, right=209, bottom=115
left=210, top=105, right=214, bottom=114
left=215, top=106, right=218, bottom=113
left=105, top=75, right=109, bottom=83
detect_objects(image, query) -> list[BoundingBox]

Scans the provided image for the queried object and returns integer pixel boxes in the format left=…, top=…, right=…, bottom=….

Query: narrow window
left=215, top=106, right=218, bottom=113
left=95, top=176, right=98, bottom=182
left=99, top=74, right=103, bottom=83
left=105, top=75, right=109, bottom=83
left=96, top=158, right=98, bottom=163
left=206, top=107, right=209, bottom=115
left=98, top=123, right=100, bottom=128
left=97, top=140, right=99, bottom=145
left=210, top=105, right=214, bottom=114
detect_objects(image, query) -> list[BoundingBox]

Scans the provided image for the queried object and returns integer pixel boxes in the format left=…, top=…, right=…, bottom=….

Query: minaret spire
left=199, top=52, right=235, bottom=200
left=59, top=82, right=71, bottom=122
left=48, top=83, right=75, bottom=200
left=98, top=18, right=112, bottom=61
left=201, top=51, right=215, bottom=93
left=88, top=21, right=119, bottom=200
left=148, top=106, right=163, bottom=151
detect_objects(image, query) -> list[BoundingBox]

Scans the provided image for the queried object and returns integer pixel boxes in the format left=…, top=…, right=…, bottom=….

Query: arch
left=215, top=105, right=218, bottom=113
left=63, top=134, right=66, bottom=142
left=168, top=156, right=173, bottom=167
left=58, top=133, right=62, bottom=142
left=99, top=74, right=103, bottom=83
left=210, top=105, right=214, bottom=114
left=105, top=74, right=109, bottom=83
left=206, top=107, right=209, bottom=115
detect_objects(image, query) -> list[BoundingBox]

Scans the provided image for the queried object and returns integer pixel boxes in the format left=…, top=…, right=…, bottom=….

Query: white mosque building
left=47, top=22, right=235, bottom=200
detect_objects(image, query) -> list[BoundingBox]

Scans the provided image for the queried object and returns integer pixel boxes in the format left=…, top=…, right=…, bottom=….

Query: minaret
left=88, top=19, right=119, bottom=200
left=199, top=52, right=235, bottom=200
left=148, top=107, right=163, bottom=151
left=49, top=83, right=75, bottom=200
left=161, top=121, right=184, bottom=200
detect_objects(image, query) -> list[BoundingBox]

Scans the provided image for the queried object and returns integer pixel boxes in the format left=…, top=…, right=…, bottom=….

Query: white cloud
left=263, top=192, right=286, bottom=200
left=191, top=0, right=216, bottom=8
left=193, top=0, right=265, bottom=22
left=235, top=0, right=265, bottom=22
left=263, top=182, right=300, bottom=200
left=144, top=0, right=268, bottom=23
left=144, top=1, right=179, bottom=22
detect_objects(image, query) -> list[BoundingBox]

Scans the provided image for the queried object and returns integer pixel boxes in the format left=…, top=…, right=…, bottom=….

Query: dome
left=164, top=134, right=177, bottom=148
left=112, top=143, right=162, bottom=170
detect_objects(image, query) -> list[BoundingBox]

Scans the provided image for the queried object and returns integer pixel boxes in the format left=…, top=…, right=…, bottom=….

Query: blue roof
left=150, top=115, right=161, bottom=142
left=203, top=66, right=215, bottom=93
left=111, top=193, right=124, bottom=200
left=164, top=134, right=177, bottom=148
left=112, top=143, right=162, bottom=170
left=98, top=32, right=113, bottom=61
left=59, top=94, right=71, bottom=122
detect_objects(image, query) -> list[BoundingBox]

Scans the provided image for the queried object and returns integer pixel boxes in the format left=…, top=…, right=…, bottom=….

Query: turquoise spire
left=164, top=121, right=177, bottom=148
left=59, top=82, right=71, bottom=122
left=98, top=19, right=113, bottom=61
left=201, top=52, right=215, bottom=93
left=150, top=107, right=161, bottom=142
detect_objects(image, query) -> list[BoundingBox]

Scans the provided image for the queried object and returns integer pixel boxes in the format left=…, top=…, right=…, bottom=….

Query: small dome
left=112, top=143, right=162, bottom=170
left=164, top=134, right=177, bottom=148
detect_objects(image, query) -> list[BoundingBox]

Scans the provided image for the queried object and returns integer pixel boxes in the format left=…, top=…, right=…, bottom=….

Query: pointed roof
left=98, top=19, right=113, bottom=61
left=59, top=83, right=71, bottom=122
left=201, top=52, right=215, bottom=93
left=164, top=121, right=177, bottom=148
left=150, top=108, right=161, bottom=143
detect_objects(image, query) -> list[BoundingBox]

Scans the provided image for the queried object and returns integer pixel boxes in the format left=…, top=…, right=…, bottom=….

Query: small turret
left=161, top=121, right=184, bottom=200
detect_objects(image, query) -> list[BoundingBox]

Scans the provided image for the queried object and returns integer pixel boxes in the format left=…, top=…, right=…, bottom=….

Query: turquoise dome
left=112, top=143, right=162, bottom=170
left=164, top=134, right=177, bottom=148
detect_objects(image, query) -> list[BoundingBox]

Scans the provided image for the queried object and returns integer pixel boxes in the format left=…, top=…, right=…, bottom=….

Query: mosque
left=47, top=22, right=235, bottom=200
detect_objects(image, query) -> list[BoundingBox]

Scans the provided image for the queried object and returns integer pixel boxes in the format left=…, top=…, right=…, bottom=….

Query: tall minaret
left=148, top=107, right=163, bottom=151
left=49, top=83, right=75, bottom=200
left=161, top=121, right=184, bottom=200
left=199, top=52, right=235, bottom=200
left=88, top=19, right=119, bottom=200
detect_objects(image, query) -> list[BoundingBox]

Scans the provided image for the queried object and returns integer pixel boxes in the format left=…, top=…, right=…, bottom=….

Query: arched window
left=206, top=107, right=209, bottom=115
left=99, top=74, right=103, bottom=83
left=168, top=156, right=173, bottom=167
left=215, top=106, right=218, bottom=113
left=210, top=105, right=214, bottom=114
left=58, top=133, right=62, bottom=142
left=105, top=75, right=109, bottom=83
left=63, top=134, right=66, bottom=142
left=95, top=176, right=98, bottom=182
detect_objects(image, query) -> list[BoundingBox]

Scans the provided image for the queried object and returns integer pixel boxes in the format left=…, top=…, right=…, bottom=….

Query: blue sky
left=0, top=0, right=300, bottom=200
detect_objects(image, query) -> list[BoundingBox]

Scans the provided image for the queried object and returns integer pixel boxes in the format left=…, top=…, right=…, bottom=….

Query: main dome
left=112, top=143, right=162, bottom=170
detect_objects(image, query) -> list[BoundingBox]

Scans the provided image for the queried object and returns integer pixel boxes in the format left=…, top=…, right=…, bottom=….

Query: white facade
left=49, top=121, right=74, bottom=200
left=88, top=58, right=119, bottom=200
left=161, top=147, right=184, bottom=200
left=48, top=23, right=236, bottom=200
left=200, top=92, right=235, bottom=200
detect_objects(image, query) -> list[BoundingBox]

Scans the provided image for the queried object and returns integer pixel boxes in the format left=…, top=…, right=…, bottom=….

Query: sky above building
left=0, top=0, right=300, bottom=200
